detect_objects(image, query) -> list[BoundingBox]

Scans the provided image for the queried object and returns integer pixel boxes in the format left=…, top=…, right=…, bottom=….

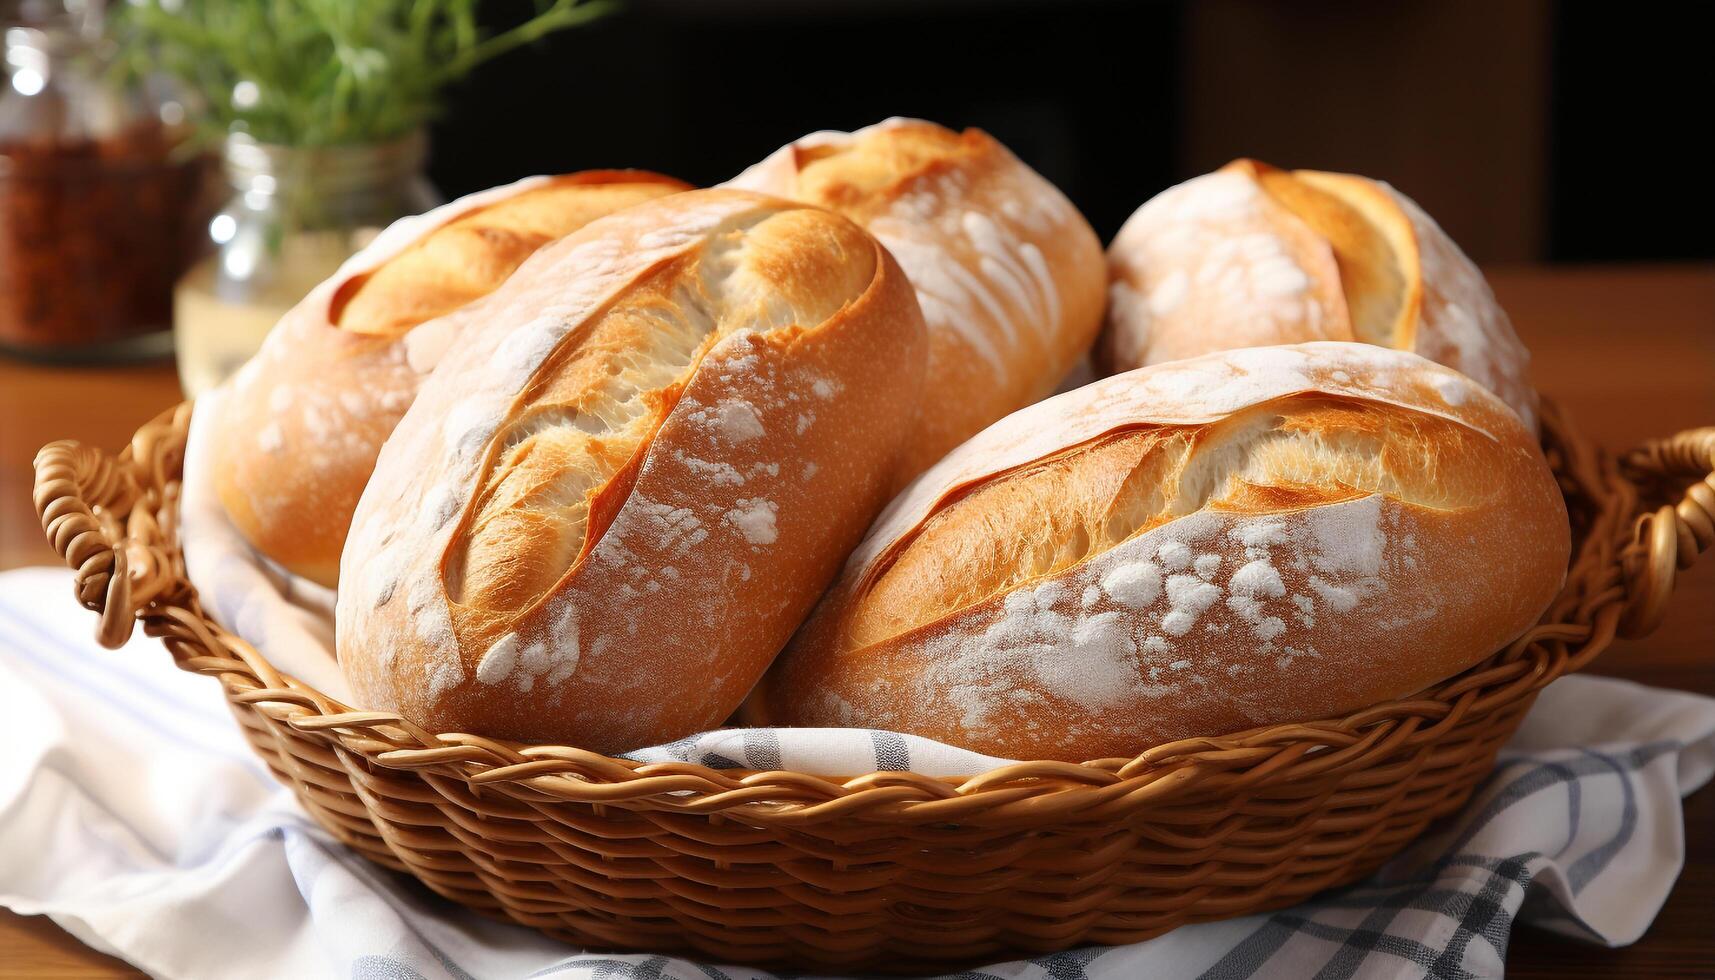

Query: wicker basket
left=30, top=401, right=1715, bottom=974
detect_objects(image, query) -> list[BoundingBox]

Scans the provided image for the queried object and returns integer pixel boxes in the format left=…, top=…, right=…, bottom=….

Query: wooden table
left=1, top=265, right=1711, bottom=977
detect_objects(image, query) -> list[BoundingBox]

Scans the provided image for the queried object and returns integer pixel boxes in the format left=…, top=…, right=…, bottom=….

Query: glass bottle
left=174, top=130, right=439, bottom=397
left=0, top=2, right=203, bottom=360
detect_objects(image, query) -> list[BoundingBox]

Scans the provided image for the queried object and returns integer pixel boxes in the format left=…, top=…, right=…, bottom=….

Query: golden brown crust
left=209, top=171, right=688, bottom=585
left=1100, top=159, right=1538, bottom=432
left=332, top=171, right=689, bottom=337
left=727, top=119, right=1106, bottom=483
left=747, top=343, right=1569, bottom=762
left=336, top=189, right=929, bottom=752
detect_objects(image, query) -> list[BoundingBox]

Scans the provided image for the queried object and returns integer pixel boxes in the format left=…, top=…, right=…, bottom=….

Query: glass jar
left=0, top=3, right=205, bottom=360
left=173, top=130, right=439, bottom=397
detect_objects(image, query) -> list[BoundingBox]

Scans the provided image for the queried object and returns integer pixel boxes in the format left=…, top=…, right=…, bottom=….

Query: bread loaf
left=1100, top=159, right=1538, bottom=431
left=336, top=189, right=928, bottom=751
left=746, top=342, right=1569, bottom=762
left=210, top=170, right=689, bottom=585
left=727, top=118, right=1106, bottom=482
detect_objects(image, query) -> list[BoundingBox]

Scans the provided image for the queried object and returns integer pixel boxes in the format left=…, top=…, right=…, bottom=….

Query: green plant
left=115, top=0, right=616, bottom=146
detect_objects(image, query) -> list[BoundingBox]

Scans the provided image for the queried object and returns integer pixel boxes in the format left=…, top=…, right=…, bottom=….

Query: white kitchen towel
left=4, top=568, right=1714, bottom=978
left=178, top=384, right=349, bottom=700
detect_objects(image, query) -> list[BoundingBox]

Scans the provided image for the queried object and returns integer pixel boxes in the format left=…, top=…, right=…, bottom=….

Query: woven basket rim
left=30, top=398, right=1715, bottom=826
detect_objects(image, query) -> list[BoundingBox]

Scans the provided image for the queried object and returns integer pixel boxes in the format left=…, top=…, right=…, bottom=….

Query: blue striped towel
left=2, top=565, right=1712, bottom=979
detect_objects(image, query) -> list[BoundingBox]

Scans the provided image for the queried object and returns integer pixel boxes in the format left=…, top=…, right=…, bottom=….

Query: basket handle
left=32, top=439, right=144, bottom=649
left=1617, top=426, right=1715, bottom=637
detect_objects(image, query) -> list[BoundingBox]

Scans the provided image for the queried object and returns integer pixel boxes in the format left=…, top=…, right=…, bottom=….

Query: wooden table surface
left=1, top=264, right=1710, bottom=978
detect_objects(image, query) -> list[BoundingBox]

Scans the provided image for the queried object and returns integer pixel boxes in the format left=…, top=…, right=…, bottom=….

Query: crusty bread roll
left=727, top=118, right=1106, bottom=482
left=210, top=170, right=689, bottom=586
left=1100, top=159, right=1539, bottom=431
left=746, top=342, right=1569, bottom=762
left=336, top=189, right=928, bottom=751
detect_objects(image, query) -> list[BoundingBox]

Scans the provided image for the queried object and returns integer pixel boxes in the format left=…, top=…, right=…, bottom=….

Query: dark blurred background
left=433, top=0, right=1713, bottom=264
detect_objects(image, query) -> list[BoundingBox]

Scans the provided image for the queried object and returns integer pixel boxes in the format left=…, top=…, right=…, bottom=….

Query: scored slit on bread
left=446, top=207, right=878, bottom=618
left=1101, top=159, right=1536, bottom=431
left=848, top=396, right=1489, bottom=651
left=792, top=125, right=978, bottom=220
left=1234, top=161, right=1423, bottom=349
left=331, top=173, right=691, bottom=337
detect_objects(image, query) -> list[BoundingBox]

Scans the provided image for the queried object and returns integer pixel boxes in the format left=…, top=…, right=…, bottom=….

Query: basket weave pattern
left=31, top=401, right=1715, bottom=973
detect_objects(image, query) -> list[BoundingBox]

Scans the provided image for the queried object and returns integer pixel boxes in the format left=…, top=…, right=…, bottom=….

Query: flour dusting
left=476, top=634, right=519, bottom=685
left=711, top=399, right=766, bottom=443
left=724, top=498, right=779, bottom=546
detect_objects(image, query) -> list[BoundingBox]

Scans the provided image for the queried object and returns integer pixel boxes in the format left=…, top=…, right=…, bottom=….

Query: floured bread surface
left=210, top=171, right=688, bottom=587
left=337, top=189, right=928, bottom=752
left=727, top=118, right=1106, bottom=482
left=749, top=342, right=1569, bottom=762
left=1101, top=159, right=1538, bottom=432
